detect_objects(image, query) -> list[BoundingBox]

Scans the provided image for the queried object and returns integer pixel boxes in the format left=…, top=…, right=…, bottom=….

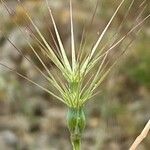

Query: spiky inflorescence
left=0, top=0, right=149, bottom=108
left=0, top=0, right=149, bottom=149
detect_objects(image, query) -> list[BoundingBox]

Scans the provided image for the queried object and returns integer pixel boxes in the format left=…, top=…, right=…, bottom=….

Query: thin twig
left=129, top=119, right=150, bottom=150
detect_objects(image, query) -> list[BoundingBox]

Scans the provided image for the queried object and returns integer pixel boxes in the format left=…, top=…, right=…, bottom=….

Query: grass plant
left=0, top=0, right=149, bottom=149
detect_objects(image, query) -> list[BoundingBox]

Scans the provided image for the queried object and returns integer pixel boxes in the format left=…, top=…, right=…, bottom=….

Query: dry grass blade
left=129, top=120, right=150, bottom=150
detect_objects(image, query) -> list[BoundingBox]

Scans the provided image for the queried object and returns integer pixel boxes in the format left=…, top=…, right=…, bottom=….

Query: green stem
left=71, top=135, right=81, bottom=150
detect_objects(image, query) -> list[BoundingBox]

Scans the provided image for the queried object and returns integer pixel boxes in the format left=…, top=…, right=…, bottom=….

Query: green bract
left=67, top=107, right=86, bottom=149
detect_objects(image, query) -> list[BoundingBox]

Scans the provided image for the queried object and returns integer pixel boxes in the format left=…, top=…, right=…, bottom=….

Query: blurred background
left=0, top=0, right=150, bottom=149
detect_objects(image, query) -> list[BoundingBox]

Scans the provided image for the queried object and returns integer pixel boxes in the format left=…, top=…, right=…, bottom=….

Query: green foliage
left=122, top=36, right=150, bottom=87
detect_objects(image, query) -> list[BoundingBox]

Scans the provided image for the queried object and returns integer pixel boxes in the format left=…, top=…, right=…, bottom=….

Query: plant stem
left=71, top=134, right=81, bottom=150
